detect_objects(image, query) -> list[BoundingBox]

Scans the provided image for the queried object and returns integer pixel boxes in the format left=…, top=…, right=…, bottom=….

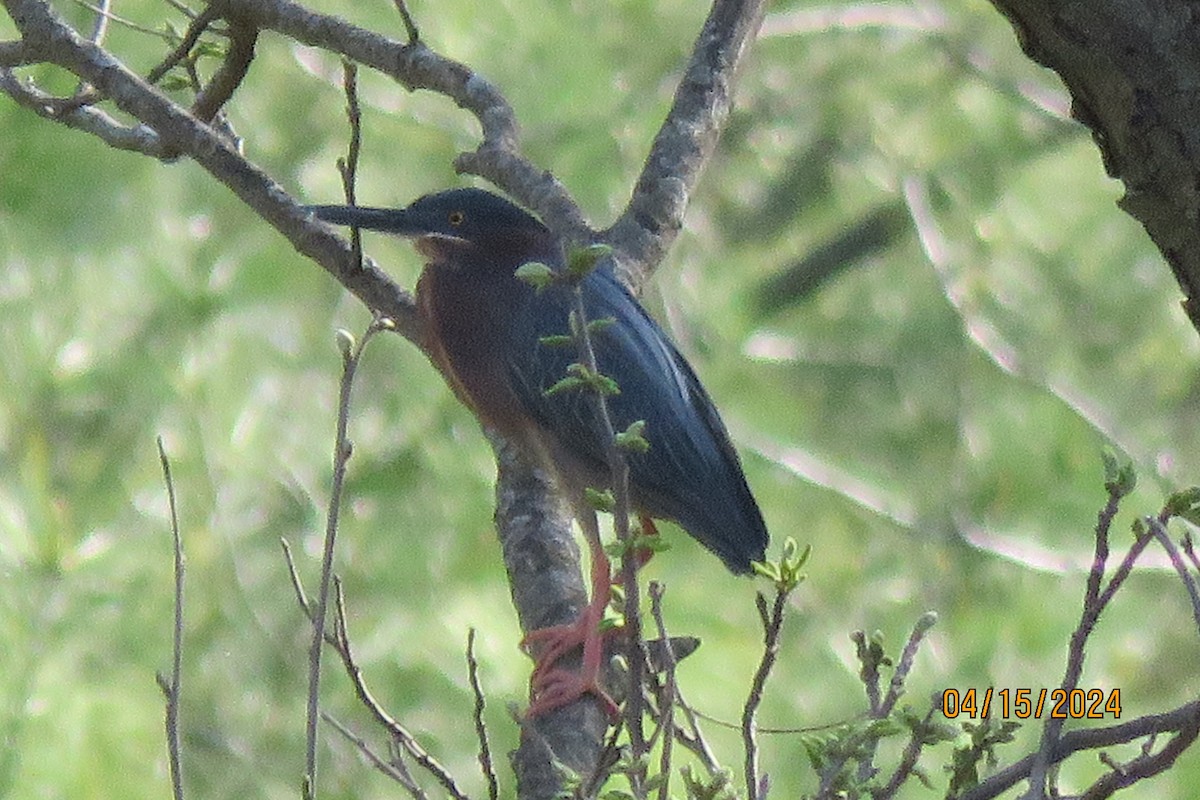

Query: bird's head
left=309, top=188, right=558, bottom=274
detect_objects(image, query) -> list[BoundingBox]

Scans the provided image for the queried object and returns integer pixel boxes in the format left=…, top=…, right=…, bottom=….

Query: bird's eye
left=448, top=210, right=465, bottom=226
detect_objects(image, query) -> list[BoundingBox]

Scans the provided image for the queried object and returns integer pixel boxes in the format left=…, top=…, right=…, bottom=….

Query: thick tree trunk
left=988, top=0, right=1200, bottom=336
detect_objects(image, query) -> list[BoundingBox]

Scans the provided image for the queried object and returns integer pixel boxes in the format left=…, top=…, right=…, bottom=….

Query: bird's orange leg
left=620, top=515, right=660, bottom=577
left=522, top=509, right=619, bottom=719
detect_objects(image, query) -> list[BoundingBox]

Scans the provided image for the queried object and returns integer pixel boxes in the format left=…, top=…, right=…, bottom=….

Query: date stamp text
left=940, top=688, right=1121, bottom=720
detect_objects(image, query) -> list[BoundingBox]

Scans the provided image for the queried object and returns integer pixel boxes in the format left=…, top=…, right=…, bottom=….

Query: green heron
left=309, top=188, right=768, bottom=716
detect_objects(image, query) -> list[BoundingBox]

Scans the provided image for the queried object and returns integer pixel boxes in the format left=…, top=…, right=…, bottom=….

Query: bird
left=309, top=187, right=768, bottom=717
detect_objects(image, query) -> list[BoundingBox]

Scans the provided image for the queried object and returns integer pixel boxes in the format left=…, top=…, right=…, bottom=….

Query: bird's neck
left=416, top=261, right=535, bottom=434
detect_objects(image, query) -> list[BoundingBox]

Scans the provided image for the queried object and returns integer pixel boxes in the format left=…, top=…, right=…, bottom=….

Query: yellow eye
left=448, top=210, right=465, bottom=226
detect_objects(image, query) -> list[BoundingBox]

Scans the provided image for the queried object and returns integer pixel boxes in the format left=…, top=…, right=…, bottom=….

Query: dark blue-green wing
left=505, top=268, right=767, bottom=573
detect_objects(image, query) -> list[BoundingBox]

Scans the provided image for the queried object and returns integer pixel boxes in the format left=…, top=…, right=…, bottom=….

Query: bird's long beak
left=307, top=205, right=425, bottom=236
left=308, top=204, right=470, bottom=264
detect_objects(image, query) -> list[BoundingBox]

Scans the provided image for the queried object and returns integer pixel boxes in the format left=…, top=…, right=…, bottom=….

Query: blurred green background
left=2, top=0, right=1199, bottom=797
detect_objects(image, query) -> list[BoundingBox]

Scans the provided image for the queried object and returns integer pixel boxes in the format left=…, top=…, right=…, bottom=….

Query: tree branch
left=2, top=0, right=761, bottom=794
left=604, top=0, right=768, bottom=289
left=490, top=437, right=609, bottom=800
left=958, top=700, right=1200, bottom=800
left=986, top=0, right=1200, bottom=335
left=3, top=0, right=419, bottom=340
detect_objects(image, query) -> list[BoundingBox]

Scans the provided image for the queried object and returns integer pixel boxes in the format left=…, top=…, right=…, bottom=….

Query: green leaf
left=194, top=40, right=227, bottom=59
left=1101, top=451, right=1137, bottom=498
left=537, top=333, right=575, bottom=348
left=587, top=316, right=616, bottom=334
left=588, top=372, right=620, bottom=396
left=1132, top=516, right=1148, bottom=539
left=565, top=242, right=613, bottom=282
left=585, top=487, right=615, bottom=512
left=615, top=419, right=649, bottom=453
left=514, top=261, right=556, bottom=290
left=543, top=375, right=584, bottom=397
left=565, top=363, right=621, bottom=395
left=334, top=328, right=355, bottom=360
left=1165, top=486, right=1200, bottom=523
left=160, top=75, right=193, bottom=92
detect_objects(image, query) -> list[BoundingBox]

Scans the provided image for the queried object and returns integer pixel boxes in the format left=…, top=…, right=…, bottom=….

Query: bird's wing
left=505, top=268, right=767, bottom=571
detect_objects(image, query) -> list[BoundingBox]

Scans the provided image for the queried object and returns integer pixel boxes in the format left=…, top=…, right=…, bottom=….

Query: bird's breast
left=416, top=265, right=539, bottom=442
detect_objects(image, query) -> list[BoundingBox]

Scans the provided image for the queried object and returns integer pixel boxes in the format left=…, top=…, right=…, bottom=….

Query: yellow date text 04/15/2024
left=940, top=688, right=1121, bottom=720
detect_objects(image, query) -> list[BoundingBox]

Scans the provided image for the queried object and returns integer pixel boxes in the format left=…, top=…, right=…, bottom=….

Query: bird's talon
left=526, top=667, right=620, bottom=721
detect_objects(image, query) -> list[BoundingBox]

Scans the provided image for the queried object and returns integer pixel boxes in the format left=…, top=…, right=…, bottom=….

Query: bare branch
left=960, top=701, right=1200, bottom=800
left=144, top=3, right=221, bottom=86
left=0, top=68, right=164, bottom=153
left=742, top=587, right=788, bottom=800
left=219, top=0, right=591, bottom=241
left=280, top=537, right=311, bottom=615
left=336, top=60, right=364, bottom=270
left=303, top=316, right=393, bottom=798
left=0, top=39, right=31, bottom=65
left=670, top=691, right=722, bottom=775
left=467, top=629, right=500, bottom=800
left=83, top=0, right=109, bottom=46
left=390, top=0, right=419, bottom=45
left=1148, top=517, right=1200, bottom=635
left=2, top=0, right=421, bottom=340
left=873, top=705, right=939, bottom=800
left=321, top=712, right=427, bottom=800
left=1025, top=483, right=1136, bottom=798
left=189, top=16, right=257, bottom=126
left=492, top=437, right=609, bottom=799
left=316, top=576, right=472, bottom=800
left=986, top=0, right=1200, bottom=335
left=155, top=436, right=186, bottom=800
left=880, top=612, right=937, bottom=717
left=648, top=582, right=677, bottom=800
left=1080, top=708, right=1200, bottom=799
left=604, top=0, right=768, bottom=289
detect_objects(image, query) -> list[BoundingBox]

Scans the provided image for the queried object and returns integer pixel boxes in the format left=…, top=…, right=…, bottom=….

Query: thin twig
left=286, top=534, right=468, bottom=798
left=1182, top=532, right=1200, bottom=575
left=303, top=317, right=391, bottom=799
left=880, top=612, right=937, bottom=716
left=581, top=717, right=627, bottom=798
left=961, top=700, right=1200, bottom=800
left=648, top=582, right=676, bottom=800
left=1080, top=711, right=1200, bottom=800
left=280, top=537, right=311, bottom=615
left=852, top=630, right=882, bottom=715
left=391, top=0, right=419, bottom=44
left=670, top=695, right=722, bottom=774
left=70, top=0, right=174, bottom=39
left=328, top=576, right=471, bottom=800
left=567, top=283, right=646, bottom=775
left=873, top=705, right=938, bottom=800
left=1025, top=485, right=1126, bottom=799
left=851, top=613, right=938, bottom=786
left=155, top=436, right=186, bottom=800
left=146, top=3, right=221, bottom=85
left=190, top=19, right=257, bottom=126
left=1148, top=517, right=1200, bottom=635
left=0, top=70, right=164, bottom=155
left=467, top=629, right=499, bottom=800
left=742, top=588, right=788, bottom=800
left=337, top=60, right=363, bottom=271
left=321, top=712, right=427, bottom=800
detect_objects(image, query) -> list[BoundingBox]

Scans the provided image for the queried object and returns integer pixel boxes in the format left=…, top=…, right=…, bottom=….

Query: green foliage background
left=2, top=0, right=1198, bottom=797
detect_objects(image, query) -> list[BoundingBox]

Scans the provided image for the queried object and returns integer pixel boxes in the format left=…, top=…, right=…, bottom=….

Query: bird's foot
left=525, top=663, right=620, bottom=720
left=522, top=617, right=619, bottom=720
